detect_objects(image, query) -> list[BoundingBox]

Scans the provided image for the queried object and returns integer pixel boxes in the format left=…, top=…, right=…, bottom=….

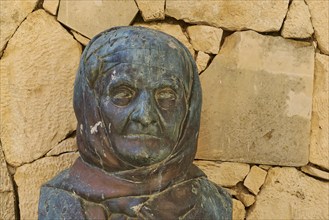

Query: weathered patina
left=38, top=26, right=232, bottom=219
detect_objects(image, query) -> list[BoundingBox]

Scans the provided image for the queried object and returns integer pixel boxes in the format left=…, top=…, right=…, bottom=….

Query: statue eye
left=110, top=86, right=135, bottom=106
left=155, top=88, right=177, bottom=109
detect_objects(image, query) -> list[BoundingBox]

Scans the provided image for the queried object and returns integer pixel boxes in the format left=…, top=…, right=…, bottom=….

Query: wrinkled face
left=99, top=63, right=188, bottom=167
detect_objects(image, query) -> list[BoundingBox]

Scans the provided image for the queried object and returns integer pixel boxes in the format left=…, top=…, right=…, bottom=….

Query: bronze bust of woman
left=38, top=26, right=232, bottom=219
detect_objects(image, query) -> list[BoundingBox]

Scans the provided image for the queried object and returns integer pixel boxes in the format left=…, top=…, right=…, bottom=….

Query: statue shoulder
left=38, top=185, right=85, bottom=219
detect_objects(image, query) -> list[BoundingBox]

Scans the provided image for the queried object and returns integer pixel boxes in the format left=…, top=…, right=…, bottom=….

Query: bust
left=38, top=26, right=232, bottom=219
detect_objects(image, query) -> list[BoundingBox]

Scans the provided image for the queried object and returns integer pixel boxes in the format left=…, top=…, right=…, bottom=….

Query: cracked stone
left=166, top=0, right=289, bottom=32
left=247, top=167, right=329, bottom=219
left=58, top=0, right=138, bottom=39
left=135, top=0, right=165, bottom=21
left=0, top=10, right=81, bottom=166
left=281, top=0, right=314, bottom=39
left=0, top=0, right=38, bottom=53
left=194, top=161, right=250, bottom=187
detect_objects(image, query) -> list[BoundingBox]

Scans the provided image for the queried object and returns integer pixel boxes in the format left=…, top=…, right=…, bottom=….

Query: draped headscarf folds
left=73, top=26, right=202, bottom=186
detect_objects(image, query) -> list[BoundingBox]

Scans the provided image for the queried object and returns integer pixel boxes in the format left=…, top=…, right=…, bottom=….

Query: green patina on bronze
left=38, top=26, right=232, bottom=219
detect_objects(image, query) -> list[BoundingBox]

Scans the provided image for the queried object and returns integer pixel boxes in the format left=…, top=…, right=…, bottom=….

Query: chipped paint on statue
left=38, top=26, right=232, bottom=219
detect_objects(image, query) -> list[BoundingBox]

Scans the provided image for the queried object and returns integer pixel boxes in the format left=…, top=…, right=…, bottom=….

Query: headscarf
left=73, top=26, right=201, bottom=183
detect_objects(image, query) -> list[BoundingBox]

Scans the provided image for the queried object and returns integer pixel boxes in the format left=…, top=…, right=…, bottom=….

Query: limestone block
left=71, top=30, right=90, bottom=46
left=243, top=166, right=267, bottom=195
left=305, top=0, right=329, bottom=55
left=281, top=0, right=314, bottom=39
left=166, top=0, right=288, bottom=32
left=197, top=31, right=314, bottom=166
left=0, top=10, right=82, bottom=166
left=301, top=165, right=329, bottom=181
left=0, top=144, right=15, bottom=219
left=0, top=0, right=38, bottom=53
left=0, top=192, right=16, bottom=220
left=258, top=165, right=272, bottom=171
left=136, top=0, right=165, bottom=21
left=247, top=167, right=329, bottom=219
left=234, top=183, right=256, bottom=207
left=187, top=25, right=223, bottom=54
left=232, top=199, right=245, bottom=220
left=196, top=51, right=210, bottom=73
left=14, top=152, right=79, bottom=220
left=134, top=22, right=195, bottom=56
left=194, top=161, right=250, bottom=187
left=43, top=0, right=59, bottom=15
left=46, top=137, right=78, bottom=157
left=237, top=191, right=255, bottom=207
left=309, top=53, right=329, bottom=170
left=58, top=0, right=138, bottom=39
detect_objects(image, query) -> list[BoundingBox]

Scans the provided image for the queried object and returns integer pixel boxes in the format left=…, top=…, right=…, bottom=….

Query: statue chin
left=112, top=134, right=174, bottom=167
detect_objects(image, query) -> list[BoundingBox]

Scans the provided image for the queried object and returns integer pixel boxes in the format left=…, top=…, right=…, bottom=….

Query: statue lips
left=122, top=134, right=162, bottom=147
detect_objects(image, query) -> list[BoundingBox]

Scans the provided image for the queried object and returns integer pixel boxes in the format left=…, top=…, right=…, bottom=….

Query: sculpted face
left=99, top=63, right=187, bottom=167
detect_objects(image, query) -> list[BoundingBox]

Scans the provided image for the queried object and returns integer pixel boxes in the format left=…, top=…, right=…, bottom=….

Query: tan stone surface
left=194, top=161, right=250, bottom=187
left=136, top=0, right=165, bottom=21
left=0, top=191, right=16, bottom=220
left=243, top=166, right=267, bottom=195
left=134, top=22, right=195, bottom=56
left=310, top=53, right=329, bottom=170
left=14, top=152, right=79, bottom=220
left=0, top=144, right=15, bottom=219
left=232, top=199, right=245, bottom=220
left=0, top=10, right=81, bottom=166
left=187, top=25, right=223, bottom=54
left=166, top=0, right=288, bottom=32
left=305, top=0, right=329, bottom=55
left=71, top=30, right=90, bottom=46
left=43, top=0, right=59, bottom=15
left=58, top=0, right=138, bottom=39
left=258, top=165, right=272, bottom=171
left=0, top=0, right=38, bottom=53
left=281, top=0, right=314, bottom=39
left=46, top=137, right=78, bottom=156
left=247, top=167, right=329, bottom=219
left=196, top=51, right=210, bottom=73
left=234, top=183, right=256, bottom=207
left=197, top=31, right=314, bottom=166
left=301, top=165, right=329, bottom=180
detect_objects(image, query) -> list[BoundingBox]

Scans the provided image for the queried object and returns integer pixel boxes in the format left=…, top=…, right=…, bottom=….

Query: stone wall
left=0, top=1, right=328, bottom=219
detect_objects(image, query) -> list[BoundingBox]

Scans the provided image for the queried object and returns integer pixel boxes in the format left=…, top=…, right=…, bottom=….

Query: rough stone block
left=305, top=0, right=329, bottom=55
left=301, top=165, right=329, bottom=181
left=14, top=153, right=79, bottom=220
left=166, top=0, right=288, bottom=32
left=281, top=0, right=314, bottom=39
left=58, top=0, right=139, bottom=39
left=247, top=167, right=329, bottom=219
left=187, top=25, right=223, bottom=54
left=0, top=10, right=81, bottom=166
left=0, top=0, right=38, bottom=53
left=233, top=199, right=245, bottom=220
left=43, top=0, right=59, bottom=15
left=196, top=51, right=210, bottom=73
left=194, top=161, right=250, bottom=187
left=243, top=166, right=267, bottom=195
left=309, top=53, right=329, bottom=170
left=136, top=0, right=165, bottom=21
left=197, top=31, right=314, bottom=166
left=0, top=144, right=15, bottom=219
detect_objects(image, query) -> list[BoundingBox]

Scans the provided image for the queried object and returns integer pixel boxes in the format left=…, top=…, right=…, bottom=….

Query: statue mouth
left=123, top=134, right=161, bottom=140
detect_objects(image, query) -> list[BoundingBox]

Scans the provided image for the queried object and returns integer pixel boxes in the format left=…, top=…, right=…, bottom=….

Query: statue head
left=73, top=26, right=201, bottom=179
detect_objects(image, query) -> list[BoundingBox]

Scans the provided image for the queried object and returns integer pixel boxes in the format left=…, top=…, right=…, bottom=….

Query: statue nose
left=131, top=92, right=157, bottom=126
